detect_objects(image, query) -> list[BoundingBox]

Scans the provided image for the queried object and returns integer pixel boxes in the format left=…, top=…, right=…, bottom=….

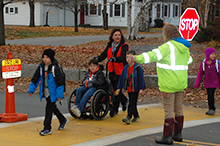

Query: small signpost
left=179, top=8, right=200, bottom=41
left=0, top=52, right=27, bottom=123
left=2, top=59, right=21, bottom=79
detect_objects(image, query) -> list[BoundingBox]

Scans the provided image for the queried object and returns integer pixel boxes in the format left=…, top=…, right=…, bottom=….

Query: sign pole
left=5, top=52, right=15, bottom=115
left=0, top=52, right=27, bottom=123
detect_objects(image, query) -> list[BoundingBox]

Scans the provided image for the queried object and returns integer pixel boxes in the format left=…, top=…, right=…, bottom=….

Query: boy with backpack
left=194, top=47, right=220, bottom=115
left=28, top=48, right=68, bottom=136
left=116, top=50, right=145, bottom=124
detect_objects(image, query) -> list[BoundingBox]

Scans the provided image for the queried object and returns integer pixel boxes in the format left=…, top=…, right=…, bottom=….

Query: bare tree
left=127, top=0, right=131, bottom=39
left=29, top=0, right=35, bottom=27
left=204, top=0, right=210, bottom=27
left=129, top=0, right=152, bottom=40
left=183, top=0, right=219, bottom=28
left=0, top=0, right=14, bottom=46
left=50, top=0, right=86, bottom=32
left=102, top=0, right=108, bottom=30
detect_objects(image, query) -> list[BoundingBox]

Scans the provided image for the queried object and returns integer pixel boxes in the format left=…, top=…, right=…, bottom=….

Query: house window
left=15, top=7, right=18, bottom=14
left=173, top=5, right=179, bottom=17
left=90, top=4, right=97, bottom=15
left=163, top=5, right=168, bottom=17
left=122, top=3, right=125, bottom=17
left=10, top=7, right=14, bottom=13
left=5, top=7, right=18, bottom=15
left=114, top=4, right=120, bottom=16
left=156, top=4, right=160, bottom=18
left=5, top=7, right=8, bottom=13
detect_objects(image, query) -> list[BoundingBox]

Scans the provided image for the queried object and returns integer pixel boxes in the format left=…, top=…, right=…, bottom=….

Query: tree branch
left=3, top=0, right=14, bottom=6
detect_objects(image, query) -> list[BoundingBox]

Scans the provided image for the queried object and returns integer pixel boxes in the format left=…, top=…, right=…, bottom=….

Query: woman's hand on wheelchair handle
left=109, top=57, right=116, bottom=62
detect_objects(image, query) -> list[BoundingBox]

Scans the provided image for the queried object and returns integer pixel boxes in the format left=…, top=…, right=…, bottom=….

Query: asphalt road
left=0, top=91, right=69, bottom=118
left=6, top=34, right=162, bottom=46
left=107, top=123, right=220, bottom=146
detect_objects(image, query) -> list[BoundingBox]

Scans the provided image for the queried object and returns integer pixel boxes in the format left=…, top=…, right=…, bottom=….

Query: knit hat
left=205, top=47, right=216, bottom=60
left=42, top=49, right=55, bottom=61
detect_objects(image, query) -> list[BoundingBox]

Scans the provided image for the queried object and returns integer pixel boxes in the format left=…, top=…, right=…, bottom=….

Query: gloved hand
left=109, top=57, right=116, bottom=62
left=93, top=56, right=99, bottom=61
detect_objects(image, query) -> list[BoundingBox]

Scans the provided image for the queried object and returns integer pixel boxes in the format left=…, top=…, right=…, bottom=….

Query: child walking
left=28, top=48, right=68, bottom=136
left=194, top=47, right=220, bottom=115
left=70, top=58, right=105, bottom=118
left=116, top=50, right=145, bottom=124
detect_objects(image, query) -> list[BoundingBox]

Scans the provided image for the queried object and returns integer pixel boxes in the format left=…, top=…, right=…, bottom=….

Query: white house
left=151, top=0, right=182, bottom=27
left=3, top=0, right=182, bottom=27
left=4, top=1, right=76, bottom=26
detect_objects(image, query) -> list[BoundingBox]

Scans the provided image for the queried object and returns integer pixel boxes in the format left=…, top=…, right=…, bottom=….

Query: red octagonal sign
left=179, top=8, right=200, bottom=41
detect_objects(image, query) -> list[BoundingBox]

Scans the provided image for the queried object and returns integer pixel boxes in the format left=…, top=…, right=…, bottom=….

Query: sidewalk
left=1, top=103, right=220, bottom=146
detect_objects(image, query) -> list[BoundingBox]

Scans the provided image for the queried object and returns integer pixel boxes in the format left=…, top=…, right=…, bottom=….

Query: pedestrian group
left=28, top=24, right=219, bottom=145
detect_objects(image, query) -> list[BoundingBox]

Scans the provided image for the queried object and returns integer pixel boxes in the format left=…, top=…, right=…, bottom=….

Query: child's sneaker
left=122, top=117, right=130, bottom=124
left=58, top=118, right=69, bottom=130
left=39, top=129, right=52, bottom=136
left=132, top=117, right=140, bottom=123
left=206, top=109, right=216, bottom=115
left=70, top=106, right=81, bottom=117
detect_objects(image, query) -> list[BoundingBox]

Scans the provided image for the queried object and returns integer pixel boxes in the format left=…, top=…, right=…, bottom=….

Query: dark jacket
left=82, top=65, right=105, bottom=88
left=28, top=59, right=65, bottom=103
left=97, top=40, right=129, bottom=80
left=117, top=62, right=145, bottom=92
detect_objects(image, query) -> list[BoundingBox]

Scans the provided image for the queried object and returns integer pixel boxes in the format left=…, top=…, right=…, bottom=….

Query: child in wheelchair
left=70, top=58, right=105, bottom=118
left=116, top=50, right=145, bottom=124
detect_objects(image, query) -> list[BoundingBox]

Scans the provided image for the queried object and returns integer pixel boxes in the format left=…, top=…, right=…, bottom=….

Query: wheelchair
left=67, top=61, right=114, bottom=120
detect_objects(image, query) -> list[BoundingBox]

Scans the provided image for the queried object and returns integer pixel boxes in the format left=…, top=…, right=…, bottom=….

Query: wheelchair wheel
left=67, top=89, right=78, bottom=118
left=91, top=89, right=110, bottom=120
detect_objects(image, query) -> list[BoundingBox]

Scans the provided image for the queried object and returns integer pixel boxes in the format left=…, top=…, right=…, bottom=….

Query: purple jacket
left=194, top=59, right=220, bottom=88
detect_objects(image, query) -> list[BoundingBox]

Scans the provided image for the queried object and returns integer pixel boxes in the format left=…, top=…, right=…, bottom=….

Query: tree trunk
left=0, top=0, right=5, bottom=46
left=216, top=0, right=220, bottom=16
left=129, top=0, right=152, bottom=40
left=127, top=0, right=131, bottom=39
left=204, top=0, right=210, bottom=27
left=196, top=0, right=204, bottom=27
left=29, top=0, right=35, bottom=27
left=139, top=4, right=150, bottom=32
left=74, top=4, right=78, bottom=32
left=102, top=0, right=108, bottom=30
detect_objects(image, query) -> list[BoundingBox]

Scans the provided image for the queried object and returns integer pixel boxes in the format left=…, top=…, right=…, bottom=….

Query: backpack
left=202, top=59, right=219, bottom=75
left=51, top=65, right=66, bottom=92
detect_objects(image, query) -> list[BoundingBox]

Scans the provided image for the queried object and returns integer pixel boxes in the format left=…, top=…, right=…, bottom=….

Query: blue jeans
left=75, top=86, right=97, bottom=112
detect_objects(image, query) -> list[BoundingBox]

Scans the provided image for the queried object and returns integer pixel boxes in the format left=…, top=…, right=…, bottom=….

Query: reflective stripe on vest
left=153, top=48, right=162, bottom=61
left=156, top=42, right=188, bottom=71
left=143, top=53, right=150, bottom=63
left=107, top=43, right=127, bottom=75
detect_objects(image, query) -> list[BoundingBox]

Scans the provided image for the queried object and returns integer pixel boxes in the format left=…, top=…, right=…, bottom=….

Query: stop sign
left=179, top=8, right=200, bottom=41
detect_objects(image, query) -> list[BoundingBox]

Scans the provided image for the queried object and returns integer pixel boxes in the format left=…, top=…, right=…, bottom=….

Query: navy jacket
left=117, top=62, right=145, bottom=92
left=28, top=59, right=65, bottom=103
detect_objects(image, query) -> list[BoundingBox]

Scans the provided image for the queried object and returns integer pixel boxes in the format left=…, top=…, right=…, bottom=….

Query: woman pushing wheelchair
left=94, top=28, right=129, bottom=117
